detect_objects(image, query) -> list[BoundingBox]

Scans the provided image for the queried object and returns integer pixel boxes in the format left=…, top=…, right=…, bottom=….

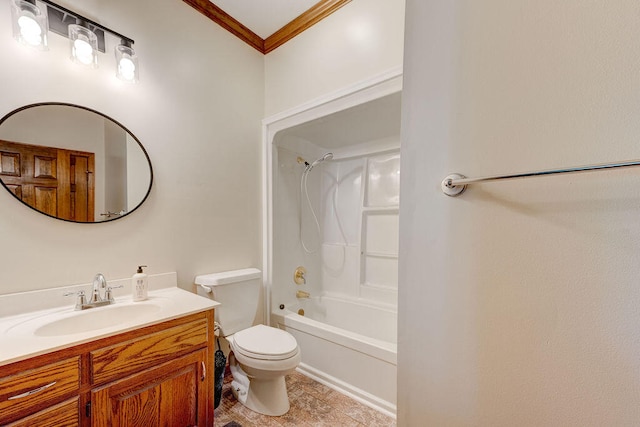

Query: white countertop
left=0, top=273, right=219, bottom=367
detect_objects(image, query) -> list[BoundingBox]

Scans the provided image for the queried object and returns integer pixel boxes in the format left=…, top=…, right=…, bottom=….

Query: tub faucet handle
left=296, top=290, right=310, bottom=299
left=294, top=266, right=307, bottom=285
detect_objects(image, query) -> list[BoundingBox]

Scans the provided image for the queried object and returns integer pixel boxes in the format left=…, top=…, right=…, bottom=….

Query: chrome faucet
left=91, top=273, right=108, bottom=304
left=64, top=273, right=122, bottom=310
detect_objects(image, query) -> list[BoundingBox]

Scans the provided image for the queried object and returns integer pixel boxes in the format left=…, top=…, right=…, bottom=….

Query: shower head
left=321, top=152, right=334, bottom=161
left=307, top=152, right=334, bottom=171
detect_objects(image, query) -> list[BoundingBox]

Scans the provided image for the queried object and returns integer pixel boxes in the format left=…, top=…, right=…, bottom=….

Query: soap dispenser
left=132, top=265, right=148, bottom=301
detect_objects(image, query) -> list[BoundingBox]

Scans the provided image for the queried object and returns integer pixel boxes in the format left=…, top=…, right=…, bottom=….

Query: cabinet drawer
left=0, top=357, right=80, bottom=424
left=5, top=397, right=79, bottom=427
left=91, top=318, right=209, bottom=385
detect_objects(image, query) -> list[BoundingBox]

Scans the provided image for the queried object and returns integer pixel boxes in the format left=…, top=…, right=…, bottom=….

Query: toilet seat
left=232, top=324, right=298, bottom=360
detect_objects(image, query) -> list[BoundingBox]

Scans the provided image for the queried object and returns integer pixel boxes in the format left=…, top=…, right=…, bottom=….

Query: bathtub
left=271, top=295, right=397, bottom=417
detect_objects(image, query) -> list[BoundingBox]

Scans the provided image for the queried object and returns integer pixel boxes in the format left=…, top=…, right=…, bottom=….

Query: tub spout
left=296, top=290, right=310, bottom=299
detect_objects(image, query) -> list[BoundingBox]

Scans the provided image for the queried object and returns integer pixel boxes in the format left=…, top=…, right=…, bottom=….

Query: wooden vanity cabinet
left=91, top=350, right=207, bottom=426
left=0, top=309, right=215, bottom=427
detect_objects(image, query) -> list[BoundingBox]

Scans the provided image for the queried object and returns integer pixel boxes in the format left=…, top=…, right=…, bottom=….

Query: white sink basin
left=0, top=285, right=220, bottom=367
left=33, top=303, right=162, bottom=337
left=5, top=300, right=165, bottom=338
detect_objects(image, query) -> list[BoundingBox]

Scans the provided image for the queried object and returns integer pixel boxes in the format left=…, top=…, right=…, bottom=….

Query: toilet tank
left=195, top=268, right=262, bottom=336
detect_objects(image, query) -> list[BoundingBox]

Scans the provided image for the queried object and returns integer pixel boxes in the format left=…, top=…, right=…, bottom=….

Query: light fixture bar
left=11, top=0, right=140, bottom=82
left=38, top=0, right=134, bottom=48
left=47, top=8, right=105, bottom=51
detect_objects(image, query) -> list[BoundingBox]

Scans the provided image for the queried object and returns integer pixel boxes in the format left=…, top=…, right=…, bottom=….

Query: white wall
left=0, top=0, right=264, bottom=293
left=399, top=0, right=640, bottom=425
left=264, top=0, right=405, bottom=116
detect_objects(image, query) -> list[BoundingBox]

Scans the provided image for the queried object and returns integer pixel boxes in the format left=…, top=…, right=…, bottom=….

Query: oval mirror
left=0, top=103, right=152, bottom=223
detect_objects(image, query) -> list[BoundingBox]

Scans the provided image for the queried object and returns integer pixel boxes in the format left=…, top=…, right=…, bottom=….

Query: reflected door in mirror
left=0, top=140, right=95, bottom=222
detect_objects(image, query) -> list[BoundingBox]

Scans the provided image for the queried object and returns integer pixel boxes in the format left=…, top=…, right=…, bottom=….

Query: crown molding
left=182, top=0, right=264, bottom=52
left=182, top=0, right=352, bottom=54
left=264, top=0, right=351, bottom=54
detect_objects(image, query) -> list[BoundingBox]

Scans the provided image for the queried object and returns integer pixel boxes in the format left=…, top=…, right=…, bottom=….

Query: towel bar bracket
left=442, top=173, right=467, bottom=197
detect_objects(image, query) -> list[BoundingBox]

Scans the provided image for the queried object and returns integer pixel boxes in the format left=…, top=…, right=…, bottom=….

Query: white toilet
left=195, top=268, right=301, bottom=416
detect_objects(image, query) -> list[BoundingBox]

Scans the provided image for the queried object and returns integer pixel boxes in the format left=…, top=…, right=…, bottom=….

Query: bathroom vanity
left=0, top=275, right=219, bottom=426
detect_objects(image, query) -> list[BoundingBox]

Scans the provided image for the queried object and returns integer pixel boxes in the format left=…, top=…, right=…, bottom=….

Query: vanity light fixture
left=68, top=23, right=98, bottom=67
left=10, top=0, right=48, bottom=49
left=114, top=40, right=139, bottom=82
left=10, top=0, right=139, bottom=82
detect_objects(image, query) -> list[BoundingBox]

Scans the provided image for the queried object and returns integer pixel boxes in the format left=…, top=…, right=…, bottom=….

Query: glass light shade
left=11, top=0, right=48, bottom=49
left=68, top=24, right=98, bottom=67
left=114, top=44, right=139, bottom=82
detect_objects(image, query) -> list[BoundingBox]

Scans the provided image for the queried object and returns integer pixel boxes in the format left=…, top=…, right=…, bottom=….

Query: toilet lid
left=232, top=324, right=298, bottom=360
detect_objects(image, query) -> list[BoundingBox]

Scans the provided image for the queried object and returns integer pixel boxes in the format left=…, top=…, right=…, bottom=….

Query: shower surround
left=264, top=80, right=402, bottom=416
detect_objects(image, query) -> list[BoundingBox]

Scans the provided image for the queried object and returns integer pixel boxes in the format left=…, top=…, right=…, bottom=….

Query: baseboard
left=295, top=363, right=397, bottom=419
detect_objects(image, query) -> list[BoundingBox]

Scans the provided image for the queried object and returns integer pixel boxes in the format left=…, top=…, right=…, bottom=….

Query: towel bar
left=441, top=159, right=640, bottom=196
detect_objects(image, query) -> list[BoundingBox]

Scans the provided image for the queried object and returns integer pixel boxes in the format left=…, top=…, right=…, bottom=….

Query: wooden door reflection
left=0, top=140, right=95, bottom=221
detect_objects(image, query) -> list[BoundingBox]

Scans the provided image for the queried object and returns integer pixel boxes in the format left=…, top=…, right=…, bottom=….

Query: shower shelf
left=362, top=206, right=399, bottom=212
left=365, top=251, right=398, bottom=259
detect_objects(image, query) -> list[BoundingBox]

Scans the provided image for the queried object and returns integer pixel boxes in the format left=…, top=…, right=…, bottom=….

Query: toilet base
left=229, top=354, right=291, bottom=416
left=244, top=375, right=290, bottom=416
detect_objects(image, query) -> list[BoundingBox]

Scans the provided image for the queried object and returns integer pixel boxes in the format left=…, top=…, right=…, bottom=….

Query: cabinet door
left=91, top=350, right=208, bottom=427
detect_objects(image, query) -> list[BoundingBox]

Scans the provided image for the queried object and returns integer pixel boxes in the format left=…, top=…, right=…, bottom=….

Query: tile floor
left=214, top=370, right=396, bottom=427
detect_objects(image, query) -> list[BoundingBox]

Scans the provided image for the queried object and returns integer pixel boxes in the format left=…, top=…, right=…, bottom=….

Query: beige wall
left=0, top=0, right=264, bottom=293
left=399, top=0, right=640, bottom=425
left=264, top=0, right=405, bottom=117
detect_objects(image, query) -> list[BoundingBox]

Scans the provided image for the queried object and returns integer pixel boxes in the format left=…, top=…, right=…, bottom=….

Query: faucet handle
left=63, top=290, right=85, bottom=297
left=294, top=266, right=307, bottom=285
left=105, top=285, right=123, bottom=303
left=63, top=290, right=87, bottom=310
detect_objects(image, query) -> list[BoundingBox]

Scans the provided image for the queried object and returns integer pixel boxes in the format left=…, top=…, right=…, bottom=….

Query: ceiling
left=184, top=0, right=352, bottom=54
left=277, top=92, right=402, bottom=149
left=212, top=0, right=318, bottom=39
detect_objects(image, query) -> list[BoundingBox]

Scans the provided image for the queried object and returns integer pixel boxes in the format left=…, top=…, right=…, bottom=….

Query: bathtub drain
left=298, top=309, right=305, bottom=316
